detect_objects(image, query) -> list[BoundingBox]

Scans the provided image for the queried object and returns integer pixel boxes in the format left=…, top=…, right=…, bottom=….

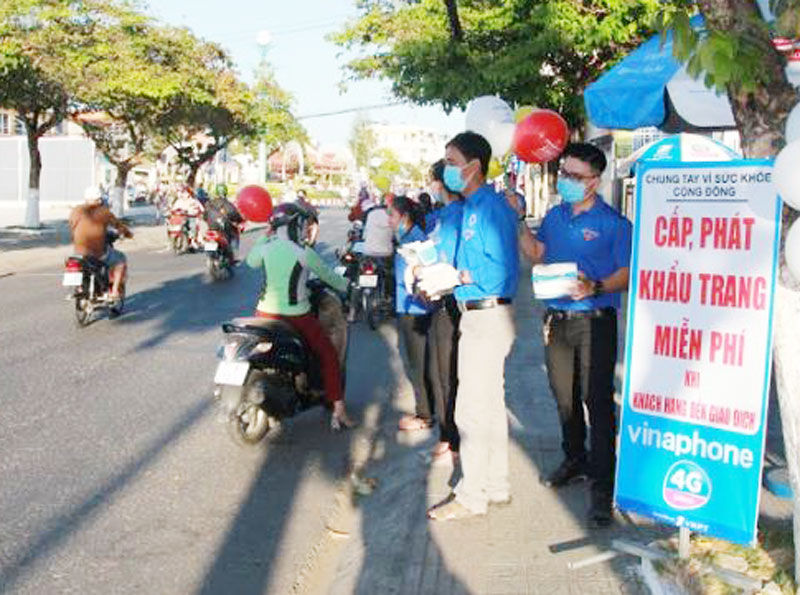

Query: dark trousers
left=428, top=297, right=461, bottom=450
left=398, top=313, right=434, bottom=420
left=543, top=309, right=617, bottom=494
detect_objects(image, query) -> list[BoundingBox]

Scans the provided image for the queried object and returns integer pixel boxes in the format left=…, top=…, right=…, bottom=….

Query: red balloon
left=512, top=109, right=569, bottom=163
left=236, top=185, right=273, bottom=222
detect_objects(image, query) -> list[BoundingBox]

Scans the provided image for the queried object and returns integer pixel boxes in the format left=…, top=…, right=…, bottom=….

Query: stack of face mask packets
left=399, top=240, right=459, bottom=299
left=531, top=263, right=578, bottom=299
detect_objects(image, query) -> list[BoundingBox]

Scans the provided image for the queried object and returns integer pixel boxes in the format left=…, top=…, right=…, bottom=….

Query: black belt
left=458, top=297, right=512, bottom=312
left=545, top=307, right=615, bottom=321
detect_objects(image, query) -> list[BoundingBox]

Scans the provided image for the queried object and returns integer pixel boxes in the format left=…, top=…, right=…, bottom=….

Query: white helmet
left=84, top=185, right=103, bottom=204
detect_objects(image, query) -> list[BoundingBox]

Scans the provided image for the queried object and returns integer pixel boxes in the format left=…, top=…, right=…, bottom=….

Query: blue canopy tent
left=584, top=16, right=736, bottom=131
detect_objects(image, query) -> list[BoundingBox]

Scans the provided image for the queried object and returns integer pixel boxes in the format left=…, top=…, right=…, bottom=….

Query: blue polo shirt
left=427, top=200, right=463, bottom=266
left=454, top=184, right=519, bottom=302
left=537, top=197, right=632, bottom=311
left=395, top=225, right=434, bottom=315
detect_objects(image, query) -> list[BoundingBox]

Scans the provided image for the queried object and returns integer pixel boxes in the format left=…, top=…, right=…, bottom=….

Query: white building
left=0, top=109, right=111, bottom=207
left=369, top=123, right=448, bottom=167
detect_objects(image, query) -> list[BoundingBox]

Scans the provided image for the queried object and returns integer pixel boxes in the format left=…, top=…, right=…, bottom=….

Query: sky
left=148, top=0, right=466, bottom=149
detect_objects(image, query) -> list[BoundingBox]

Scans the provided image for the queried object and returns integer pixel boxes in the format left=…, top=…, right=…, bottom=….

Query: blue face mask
left=557, top=177, right=587, bottom=203
left=395, top=220, right=409, bottom=240
left=443, top=164, right=468, bottom=193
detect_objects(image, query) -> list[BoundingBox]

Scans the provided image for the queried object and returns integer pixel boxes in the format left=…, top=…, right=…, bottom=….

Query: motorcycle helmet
left=195, top=187, right=209, bottom=204
left=214, top=183, right=228, bottom=199
left=270, top=202, right=316, bottom=245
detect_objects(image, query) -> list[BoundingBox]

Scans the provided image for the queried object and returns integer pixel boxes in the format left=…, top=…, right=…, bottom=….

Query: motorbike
left=358, top=255, right=393, bottom=330
left=212, top=281, right=348, bottom=446
left=166, top=209, right=192, bottom=254
left=62, top=232, right=125, bottom=326
left=203, top=228, right=234, bottom=281
left=335, top=238, right=363, bottom=323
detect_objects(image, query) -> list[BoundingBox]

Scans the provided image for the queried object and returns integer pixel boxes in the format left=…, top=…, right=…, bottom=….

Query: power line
left=297, top=103, right=403, bottom=120
left=212, top=14, right=353, bottom=43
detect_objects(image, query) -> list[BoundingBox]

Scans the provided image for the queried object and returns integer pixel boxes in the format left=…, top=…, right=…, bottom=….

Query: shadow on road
left=115, top=265, right=258, bottom=352
left=194, top=306, right=386, bottom=594
left=0, top=399, right=212, bottom=593
left=320, top=319, right=469, bottom=594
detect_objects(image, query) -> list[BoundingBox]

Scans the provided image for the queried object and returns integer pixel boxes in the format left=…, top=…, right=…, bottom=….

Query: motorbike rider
left=295, top=189, right=320, bottom=246
left=245, top=201, right=354, bottom=430
left=360, top=192, right=395, bottom=298
left=69, top=186, right=133, bottom=303
left=204, top=185, right=244, bottom=258
left=170, top=186, right=204, bottom=249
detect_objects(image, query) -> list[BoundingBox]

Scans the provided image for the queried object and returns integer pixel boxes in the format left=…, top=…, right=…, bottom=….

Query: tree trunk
left=773, top=281, right=800, bottom=581
left=697, top=0, right=800, bottom=581
left=443, top=0, right=463, bottom=42
left=113, top=164, right=131, bottom=218
left=24, top=132, right=42, bottom=228
left=186, top=165, right=199, bottom=188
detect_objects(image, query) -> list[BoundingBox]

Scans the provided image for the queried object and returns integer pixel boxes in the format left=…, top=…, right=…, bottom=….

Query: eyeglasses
left=558, top=168, right=598, bottom=182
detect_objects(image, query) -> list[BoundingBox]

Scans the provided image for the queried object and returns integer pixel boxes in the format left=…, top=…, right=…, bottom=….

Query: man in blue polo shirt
left=516, top=142, right=631, bottom=527
left=427, top=132, right=519, bottom=521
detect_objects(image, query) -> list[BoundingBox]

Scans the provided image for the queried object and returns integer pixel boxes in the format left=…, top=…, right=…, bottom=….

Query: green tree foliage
left=153, top=34, right=258, bottom=187
left=331, top=0, right=662, bottom=126
left=658, top=1, right=798, bottom=156
left=250, top=60, right=307, bottom=154
left=0, top=0, right=123, bottom=225
left=74, top=17, right=204, bottom=212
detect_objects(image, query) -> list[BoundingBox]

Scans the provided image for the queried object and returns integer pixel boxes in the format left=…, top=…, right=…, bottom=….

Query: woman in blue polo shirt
left=389, top=195, right=436, bottom=431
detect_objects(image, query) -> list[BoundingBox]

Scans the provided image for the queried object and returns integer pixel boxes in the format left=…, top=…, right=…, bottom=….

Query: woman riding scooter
left=245, top=201, right=354, bottom=429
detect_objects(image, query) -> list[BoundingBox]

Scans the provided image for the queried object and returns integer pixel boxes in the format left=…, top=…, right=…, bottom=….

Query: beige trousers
left=453, top=305, right=515, bottom=513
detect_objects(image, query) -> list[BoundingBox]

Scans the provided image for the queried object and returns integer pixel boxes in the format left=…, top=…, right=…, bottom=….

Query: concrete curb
left=288, top=395, right=390, bottom=595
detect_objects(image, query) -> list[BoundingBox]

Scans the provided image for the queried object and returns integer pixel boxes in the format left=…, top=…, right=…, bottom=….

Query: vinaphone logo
left=662, top=460, right=712, bottom=510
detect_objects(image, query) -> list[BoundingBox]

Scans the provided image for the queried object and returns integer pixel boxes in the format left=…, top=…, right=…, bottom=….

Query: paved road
left=0, top=209, right=400, bottom=595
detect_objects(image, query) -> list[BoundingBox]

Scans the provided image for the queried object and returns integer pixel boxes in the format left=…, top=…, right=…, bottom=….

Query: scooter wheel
left=74, top=298, right=92, bottom=327
left=227, top=402, right=270, bottom=446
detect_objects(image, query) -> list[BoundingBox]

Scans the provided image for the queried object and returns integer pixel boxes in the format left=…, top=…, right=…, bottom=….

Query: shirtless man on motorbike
left=69, top=186, right=133, bottom=303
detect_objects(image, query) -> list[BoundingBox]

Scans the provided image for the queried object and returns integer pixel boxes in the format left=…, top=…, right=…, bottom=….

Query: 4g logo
left=662, top=460, right=712, bottom=510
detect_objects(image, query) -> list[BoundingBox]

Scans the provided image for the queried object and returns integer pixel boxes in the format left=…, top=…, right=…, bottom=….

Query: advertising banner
left=615, top=160, right=781, bottom=544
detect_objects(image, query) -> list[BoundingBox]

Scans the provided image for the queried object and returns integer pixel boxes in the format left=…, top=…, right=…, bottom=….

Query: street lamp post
left=256, top=31, right=271, bottom=185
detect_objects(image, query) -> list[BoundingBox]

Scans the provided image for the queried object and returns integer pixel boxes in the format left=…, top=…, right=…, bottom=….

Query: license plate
left=214, top=361, right=250, bottom=386
left=359, top=274, right=378, bottom=288
left=168, top=225, right=183, bottom=232
left=62, top=272, right=83, bottom=287
left=204, top=241, right=219, bottom=252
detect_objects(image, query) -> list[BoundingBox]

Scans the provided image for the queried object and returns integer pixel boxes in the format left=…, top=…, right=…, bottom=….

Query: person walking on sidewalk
left=427, top=132, right=519, bottom=521
left=514, top=142, right=632, bottom=527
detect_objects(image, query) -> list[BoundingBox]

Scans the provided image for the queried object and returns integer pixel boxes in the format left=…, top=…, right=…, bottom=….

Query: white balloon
left=465, top=95, right=514, bottom=156
left=785, top=102, right=800, bottom=144
left=785, top=219, right=800, bottom=283
left=773, top=139, right=800, bottom=211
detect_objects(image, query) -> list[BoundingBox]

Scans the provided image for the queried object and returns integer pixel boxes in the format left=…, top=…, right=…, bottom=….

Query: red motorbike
left=203, top=228, right=235, bottom=281
left=62, top=232, right=125, bottom=326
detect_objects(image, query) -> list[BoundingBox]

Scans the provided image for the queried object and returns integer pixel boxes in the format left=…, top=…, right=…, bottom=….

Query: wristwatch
left=593, top=280, right=604, bottom=296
